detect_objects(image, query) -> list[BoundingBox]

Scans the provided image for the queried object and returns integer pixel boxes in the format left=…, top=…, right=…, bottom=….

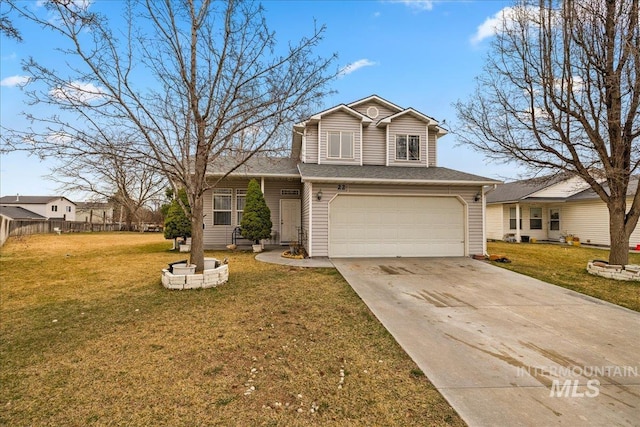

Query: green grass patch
left=487, top=241, right=640, bottom=312
left=0, top=233, right=464, bottom=426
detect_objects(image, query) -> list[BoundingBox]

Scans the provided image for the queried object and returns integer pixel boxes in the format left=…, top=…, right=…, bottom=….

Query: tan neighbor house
left=203, top=95, right=500, bottom=258
left=486, top=175, right=640, bottom=248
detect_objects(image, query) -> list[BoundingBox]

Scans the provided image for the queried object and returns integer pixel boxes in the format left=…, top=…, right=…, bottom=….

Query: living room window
left=236, top=189, right=246, bottom=225
left=328, top=131, right=353, bottom=159
left=213, top=189, right=232, bottom=225
left=509, top=207, right=522, bottom=230
left=395, top=135, right=420, bottom=161
left=530, top=207, right=542, bottom=229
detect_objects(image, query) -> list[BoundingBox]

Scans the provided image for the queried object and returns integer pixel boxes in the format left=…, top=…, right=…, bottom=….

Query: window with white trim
left=530, top=207, right=542, bottom=229
left=509, top=207, right=522, bottom=230
left=328, top=131, right=353, bottom=159
left=236, top=189, right=246, bottom=225
left=51, top=205, right=58, bottom=212
left=395, top=134, right=420, bottom=160
left=213, top=189, right=232, bottom=225
left=66, top=206, right=72, bottom=213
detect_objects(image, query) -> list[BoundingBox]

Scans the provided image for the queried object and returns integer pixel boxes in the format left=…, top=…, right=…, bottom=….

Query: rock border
left=162, top=263, right=229, bottom=290
left=587, top=261, right=640, bottom=281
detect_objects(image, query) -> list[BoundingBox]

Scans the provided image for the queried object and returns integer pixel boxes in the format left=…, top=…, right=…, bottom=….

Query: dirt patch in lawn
left=0, top=233, right=464, bottom=426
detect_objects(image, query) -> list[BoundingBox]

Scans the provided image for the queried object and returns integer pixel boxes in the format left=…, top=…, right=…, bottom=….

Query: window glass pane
left=328, top=132, right=341, bottom=157
left=408, top=135, right=419, bottom=160
left=342, top=132, right=353, bottom=158
left=396, top=135, right=407, bottom=160
left=236, top=190, right=246, bottom=225
left=213, top=189, right=232, bottom=225
left=214, top=212, right=231, bottom=225
left=530, top=219, right=542, bottom=230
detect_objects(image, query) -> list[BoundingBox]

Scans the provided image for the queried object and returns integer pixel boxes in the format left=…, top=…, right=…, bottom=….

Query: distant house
left=486, top=175, right=640, bottom=248
left=0, top=205, right=47, bottom=220
left=0, top=195, right=76, bottom=221
left=76, top=202, right=114, bottom=224
left=203, top=94, right=500, bottom=257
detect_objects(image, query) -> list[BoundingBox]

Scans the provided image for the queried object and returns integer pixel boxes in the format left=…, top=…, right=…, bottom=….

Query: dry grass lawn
left=0, top=233, right=464, bottom=426
left=487, top=241, right=640, bottom=312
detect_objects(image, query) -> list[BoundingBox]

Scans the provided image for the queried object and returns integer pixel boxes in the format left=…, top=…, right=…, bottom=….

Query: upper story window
left=395, top=135, right=420, bottom=161
left=66, top=206, right=72, bottom=213
left=328, top=131, right=353, bottom=159
left=213, top=189, right=232, bottom=225
left=51, top=205, right=58, bottom=212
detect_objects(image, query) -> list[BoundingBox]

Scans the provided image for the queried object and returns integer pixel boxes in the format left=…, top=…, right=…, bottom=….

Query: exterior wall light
left=316, top=190, right=323, bottom=201
left=474, top=192, right=482, bottom=202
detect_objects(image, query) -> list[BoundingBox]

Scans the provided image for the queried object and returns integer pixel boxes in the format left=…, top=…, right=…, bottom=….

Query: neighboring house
left=76, top=202, right=114, bottom=224
left=486, top=175, right=640, bottom=248
left=0, top=205, right=48, bottom=220
left=0, top=195, right=77, bottom=221
left=204, top=95, right=499, bottom=258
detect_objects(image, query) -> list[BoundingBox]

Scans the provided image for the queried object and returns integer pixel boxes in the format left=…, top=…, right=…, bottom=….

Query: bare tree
left=455, top=0, right=640, bottom=265
left=46, top=132, right=166, bottom=230
left=1, top=0, right=22, bottom=41
left=2, top=0, right=336, bottom=271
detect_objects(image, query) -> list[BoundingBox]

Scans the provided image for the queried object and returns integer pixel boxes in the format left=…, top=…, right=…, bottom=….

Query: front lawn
left=487, top=241, right=640, bottom=312
left=0, top=233, right=464, bottom=426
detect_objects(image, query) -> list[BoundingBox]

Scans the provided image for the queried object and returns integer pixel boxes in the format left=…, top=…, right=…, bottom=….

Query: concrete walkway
left=332, top=257, right=640, bottom=427
left=255, top=249, right=333, bottom=268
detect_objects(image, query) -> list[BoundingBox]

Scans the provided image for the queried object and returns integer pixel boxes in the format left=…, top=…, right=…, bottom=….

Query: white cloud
left=470, top=6, right=539, bottom=45
left=49, top=81, right=107, bottom=103
left=0, top=75, right=31, bottom=87
left=391, top=0, right=435, bottom=11
left=339, top=59, right=378, bottom=77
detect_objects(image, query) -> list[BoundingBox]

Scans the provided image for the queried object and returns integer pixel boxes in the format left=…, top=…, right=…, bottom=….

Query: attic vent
left=281, top=189, right=300, bottom=196
left=366, top=106, right=379, bottom=118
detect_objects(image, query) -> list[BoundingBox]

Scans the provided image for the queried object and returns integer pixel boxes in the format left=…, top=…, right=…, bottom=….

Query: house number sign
left=337, top=184, right=348, bottom=191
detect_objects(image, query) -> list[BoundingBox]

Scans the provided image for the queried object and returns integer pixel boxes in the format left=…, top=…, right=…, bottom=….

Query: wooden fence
left=1, top=218, right=121, bottom=246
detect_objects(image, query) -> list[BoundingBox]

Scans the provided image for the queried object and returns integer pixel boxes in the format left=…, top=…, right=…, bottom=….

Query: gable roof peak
left=347, top=94, right=403, bottom=112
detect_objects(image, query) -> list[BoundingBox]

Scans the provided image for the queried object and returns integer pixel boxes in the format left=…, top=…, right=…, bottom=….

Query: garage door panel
left=329, top=195, right=465, bottom=258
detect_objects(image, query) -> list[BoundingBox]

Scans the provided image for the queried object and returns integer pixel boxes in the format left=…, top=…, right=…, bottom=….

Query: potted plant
left=240, top=179, right=272, bottom=252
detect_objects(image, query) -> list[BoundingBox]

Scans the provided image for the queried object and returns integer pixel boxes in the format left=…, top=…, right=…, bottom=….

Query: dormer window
left=395, top=134, right=420, bottom=161
left=328, top=131, right=353, bottom=159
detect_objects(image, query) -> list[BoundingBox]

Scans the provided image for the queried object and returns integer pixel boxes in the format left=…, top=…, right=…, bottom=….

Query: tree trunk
left=190, top=195, right=205, bottom=273
left=608, top=198, right=630, bottom=266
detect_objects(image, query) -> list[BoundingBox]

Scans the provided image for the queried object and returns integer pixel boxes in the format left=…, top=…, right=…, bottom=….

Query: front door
left=549, top=208, right=561, bottom=240
left=280, top=199, right=301, bottom=244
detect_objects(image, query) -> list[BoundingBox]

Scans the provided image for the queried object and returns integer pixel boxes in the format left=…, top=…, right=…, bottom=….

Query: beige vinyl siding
left=351, top=101, right=399, bottom=166
left=319, top=111, right=361, bottom=165
left=304, top=124, right=319, bottom=163
left=499, top=204, right=549, bottom=242
left=203, top=179, right=302, bottom=249
left=310, top=184, right=483, bottom=257
left=486, top=205, right=504, bottom=240
left=562, top=198, right=640, bottom=247
left=428, top=130, right=437, bottom=166
left=351, top=101, right=399, bottom=121
left=301, top=182, right=311, bottom=252
left=387, top=116, right=428, bottom=167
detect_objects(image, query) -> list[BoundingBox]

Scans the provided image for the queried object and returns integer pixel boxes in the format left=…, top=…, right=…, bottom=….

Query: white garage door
left=329, top=195, right=465, bottom=258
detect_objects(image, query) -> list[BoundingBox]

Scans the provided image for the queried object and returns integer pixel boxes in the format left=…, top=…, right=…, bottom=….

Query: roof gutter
left=300, top=176, right=501, bottom=186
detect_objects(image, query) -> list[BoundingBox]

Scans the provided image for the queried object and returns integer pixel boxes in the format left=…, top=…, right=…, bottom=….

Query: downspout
left=484, top=184, right=497, bottom=257
left=308, top=182, right=313, bottom=257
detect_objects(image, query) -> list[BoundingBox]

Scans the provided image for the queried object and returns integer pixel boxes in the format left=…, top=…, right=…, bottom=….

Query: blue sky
left=0, top=0, right=515, bottom=198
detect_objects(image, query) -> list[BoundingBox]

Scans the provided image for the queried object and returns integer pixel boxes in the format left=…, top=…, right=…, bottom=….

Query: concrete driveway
left=332, top=257, right=640, bottom=427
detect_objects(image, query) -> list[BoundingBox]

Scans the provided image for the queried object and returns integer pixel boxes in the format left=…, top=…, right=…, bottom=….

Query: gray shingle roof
left=0, top=206, right=47, bottom=220
left=0, top=195, right=75, bottom=205
left=298, top=164, right=500, bottom=185
left=568, top=176, right=639, bottom=201
left=485, top=175, right=570, bottom=203
left=206, top=157, right=300, bottom=177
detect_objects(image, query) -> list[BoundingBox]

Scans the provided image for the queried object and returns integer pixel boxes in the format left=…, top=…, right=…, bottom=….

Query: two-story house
left=0, top=195, right=76, bottom=221
left=204, top=95, right=500, bottom=258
